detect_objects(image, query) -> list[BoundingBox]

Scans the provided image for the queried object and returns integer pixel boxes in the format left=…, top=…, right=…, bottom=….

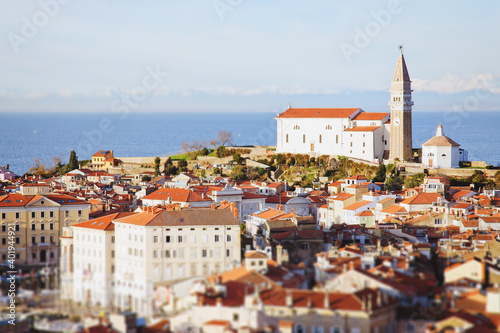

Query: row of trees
left=28, top=151, right=80, bottom=178
left=180, top=130, right=234, bottom=157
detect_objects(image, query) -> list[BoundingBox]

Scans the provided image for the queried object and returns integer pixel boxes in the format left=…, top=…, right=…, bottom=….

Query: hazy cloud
left=413, top=74, right=500, bottom=94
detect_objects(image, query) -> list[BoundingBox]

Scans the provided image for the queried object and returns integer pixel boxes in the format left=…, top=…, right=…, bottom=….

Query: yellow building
left=0, top=193, right=90, bottom=267
left=89, top=150, right=122, bottom=170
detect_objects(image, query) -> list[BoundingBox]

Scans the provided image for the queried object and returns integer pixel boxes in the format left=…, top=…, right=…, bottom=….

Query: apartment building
left=0, top=193, right=89, bottom=266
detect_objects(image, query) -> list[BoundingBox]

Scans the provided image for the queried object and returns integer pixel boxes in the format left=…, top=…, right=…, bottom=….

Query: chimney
left=6, top=164, right=9, bottom=170
left=216, top=297, right=223, bottom=306
left=276, top=244, right=283, bottom=266
left=197, top=294, right=205, bottom=306
left=211, top=203, right=216, bottom=210
left=348, top=260, right=354, bottom=271
left=286, top=290, right=293, bottom=307
left=324, top=291, right=330, bottom=308
left=342, top=263, right=347, bottom=272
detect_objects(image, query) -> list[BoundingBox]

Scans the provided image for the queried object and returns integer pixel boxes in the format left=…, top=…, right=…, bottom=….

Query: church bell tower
left=389, top=46, right=413, bottom=162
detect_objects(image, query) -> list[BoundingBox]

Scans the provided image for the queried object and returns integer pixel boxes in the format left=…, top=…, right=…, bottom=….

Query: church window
left=319, top=135, right=322, bottom=143
left=286, top=134, right=288, bottom=143
left=303, top=134, right=305, bottom=143
left=428, top=153, right=434, bottom=156
left=363, top=142, right=365, bottom=147
left=336, top=135, right=338, bottom=144
left=294, top=125, right=300, bottom=130
left=441, top=154, right=446, bottom=157
left=350, top=142, right=353, bottom=147
left=326, top=125, right=332, bottom=130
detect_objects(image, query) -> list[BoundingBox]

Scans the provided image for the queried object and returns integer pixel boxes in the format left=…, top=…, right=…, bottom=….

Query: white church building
left=276, top=49, right=414, bottom=163
left=421, top=125, right=468, bottom=169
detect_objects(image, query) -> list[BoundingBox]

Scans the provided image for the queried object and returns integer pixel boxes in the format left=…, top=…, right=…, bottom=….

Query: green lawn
left=169, top=152, right=191, bottom=161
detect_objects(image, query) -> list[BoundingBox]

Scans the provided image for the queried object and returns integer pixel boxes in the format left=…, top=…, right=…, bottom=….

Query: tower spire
left=389, top=47, right=413, bottom=162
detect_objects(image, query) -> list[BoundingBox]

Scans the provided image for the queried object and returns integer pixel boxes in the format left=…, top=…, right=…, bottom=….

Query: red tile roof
left=344, top=126, right=380, bottom=132
left=344, top=200, right=372, bottom=211
left=142, top=188, right=212, bottom=202
left=72, top=212, right=136, bottom=230
left=401, top=193, right=444, bottom=205
left=353, top=112, right=389, bottom=120
left=276, top=108, right=361, bottom=119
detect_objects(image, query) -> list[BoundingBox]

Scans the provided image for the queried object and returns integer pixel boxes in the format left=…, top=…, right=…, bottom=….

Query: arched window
left=427, top=153, right=434, bottom=156
left=441, top=154, right=446, bottom=157
left=294, top=125, right=300, bottom=130
left=326, top=125, right=332, bottom=130
left=286, top=134, right=289, bottom=143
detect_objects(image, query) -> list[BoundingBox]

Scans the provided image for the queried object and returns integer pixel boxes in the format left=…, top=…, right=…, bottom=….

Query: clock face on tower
left=394, top=118, right=400, bottom=126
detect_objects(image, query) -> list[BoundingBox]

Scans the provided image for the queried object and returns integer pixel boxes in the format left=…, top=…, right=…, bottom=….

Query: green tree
left=164, top=164, right=178, bottom=176
left=154, top=156, right=161, bottom=177
left=201, top=147, right=209, bottom=156
left=495, top=170, right=500, bottom=186
left=386, top=175, right=404, bottom=191
left=216, top=146, right=226, bottom=158
left=68, top=150, right=79, bottom=171
left=373, top=163, right=386, bottom=182
left=213, top=167, right=223, bottom=175
left=142, top=175, right=151, bottom=182
left=231, top=165, right=246, bottom=180
left=275, top=154, right=285, bottom=166
left=472, top=170, right=486, bottom=184
left=232, top=153, right=243, bottom=164
left=178, top=160, right=188, bottom=172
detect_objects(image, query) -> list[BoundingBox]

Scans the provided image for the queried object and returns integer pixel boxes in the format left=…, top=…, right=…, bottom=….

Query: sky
left=1, top=0, right=499, bottom=113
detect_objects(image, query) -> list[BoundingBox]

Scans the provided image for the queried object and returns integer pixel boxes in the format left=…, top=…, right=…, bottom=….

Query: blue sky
left=1, top=0, right=499, bottom=113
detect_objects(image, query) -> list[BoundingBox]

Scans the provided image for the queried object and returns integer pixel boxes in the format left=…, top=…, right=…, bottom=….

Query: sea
left=0, top=111, right=499, bottom=175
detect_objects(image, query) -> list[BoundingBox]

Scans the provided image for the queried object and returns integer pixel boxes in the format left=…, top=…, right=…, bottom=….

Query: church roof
left=392, top=53, right=411, bottom=82
left=353, top=112, right=389, bottom=120
left=422, top=126, right=460, bottom=147
left=344, top=126, right=380, bottom=132
left=422, top=136, right=460, bottom=147
left=276, top=108, right=361, bottom=119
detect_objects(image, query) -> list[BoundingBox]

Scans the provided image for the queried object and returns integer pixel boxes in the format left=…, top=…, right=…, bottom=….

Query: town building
left=421, top=125, right=466, bottom=168
left=109, top=207, right=240, bottom=317
left=0, top=193, right=89, bottom=266
left=276, top=50, right=413, bottom=163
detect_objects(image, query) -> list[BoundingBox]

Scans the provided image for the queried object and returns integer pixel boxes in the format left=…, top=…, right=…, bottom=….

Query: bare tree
left=181, top=141, right=190, bottom=153
left=29, top=157, right=49, bottom=176
left=209, top=139, right=218, bottom=149
left=218, top=130, right=233, bottom=146
left=190, top=140, right=202, bottom=152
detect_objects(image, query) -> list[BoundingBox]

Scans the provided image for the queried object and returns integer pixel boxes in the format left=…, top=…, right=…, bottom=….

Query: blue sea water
left=0, top=111, right=499, bottom=175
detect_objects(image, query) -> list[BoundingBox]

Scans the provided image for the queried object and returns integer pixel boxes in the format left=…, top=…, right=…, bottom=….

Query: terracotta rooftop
left=401, top=193, right=444, bottom=205
left=422, top=135, right=460, bottom=147
left=276, top=108, right=361, bottom=119
left=142, top=188, right=212, bottom=202
left=114, top=208, right=239, bottom=227
left=353, top=112, right=389, bottom=121
left=344, top=126, right=380, bottom=132
left=72, top=212, right=135, bottom=231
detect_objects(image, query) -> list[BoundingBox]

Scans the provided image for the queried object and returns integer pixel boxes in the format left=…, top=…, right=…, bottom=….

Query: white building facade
left=422, top=125, right=462, bottom=169
left=113, top=208, right=241, bottom=317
